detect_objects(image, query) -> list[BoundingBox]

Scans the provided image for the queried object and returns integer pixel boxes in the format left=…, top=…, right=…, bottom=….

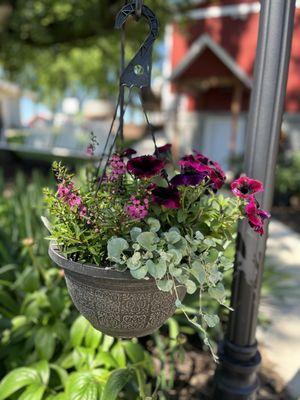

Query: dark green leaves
left=101, top=369, right=132, bottom=400
left=35, top=327, right=56, bottom=360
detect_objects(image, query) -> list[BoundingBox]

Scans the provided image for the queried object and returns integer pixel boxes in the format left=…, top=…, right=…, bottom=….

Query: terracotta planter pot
left=49, top=245, right=186, bottom=338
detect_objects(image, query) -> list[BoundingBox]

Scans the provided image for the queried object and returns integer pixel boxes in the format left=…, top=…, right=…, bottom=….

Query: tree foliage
left=0, top=0, right=190, bottom=105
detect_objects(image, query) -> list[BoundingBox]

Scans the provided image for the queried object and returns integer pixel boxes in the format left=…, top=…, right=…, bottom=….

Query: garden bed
left=154, top=345, right=293, bottom=399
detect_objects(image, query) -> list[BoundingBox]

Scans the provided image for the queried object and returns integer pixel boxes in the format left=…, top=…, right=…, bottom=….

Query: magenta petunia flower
left=170, top=172, right=206, bottom=187
left=178, top=152, right=226, bottom=190
left=208, top=165, right=226, bottom=191
left=121, top=148, right=137, bottom=158
left=127, top=155, right=165, bottom=179
left=152, top=186, right=181, bottom=209
left=178, top=155, right=210, bottom=174
left=245, top=197, right=270, bottom=235
left=231, top=176, right=264, bottom=199
left=157, top=143, right=172, bottom=155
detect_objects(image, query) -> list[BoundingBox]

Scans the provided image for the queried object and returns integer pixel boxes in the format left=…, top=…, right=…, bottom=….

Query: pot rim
left=49, top=243, right=155, bottom=284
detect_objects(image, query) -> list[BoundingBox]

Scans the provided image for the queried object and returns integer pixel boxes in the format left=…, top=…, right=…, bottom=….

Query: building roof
left=169, top=33, right=252, bottom=89
left=169, top=2, right=300, bottom=113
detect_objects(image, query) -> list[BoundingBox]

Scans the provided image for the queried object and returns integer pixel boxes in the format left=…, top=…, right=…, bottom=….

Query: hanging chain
left=118, top=0, right=128, bottom=145
left=95, top=88, right=134, bottom=192
left=95, top=0, right=159, bottom=192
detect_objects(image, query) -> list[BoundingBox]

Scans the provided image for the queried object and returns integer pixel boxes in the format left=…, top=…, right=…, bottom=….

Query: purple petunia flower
left=231, top=176, right=264, bottom=199
left=170, top=172, right=206, bottom=187
left=245, top=197, right=270, bottom=235
left=152, top=186, right=181, bottom=209
left=178, top=151, right=226, bottom=191
left=127, top=155, right=165, bottom=179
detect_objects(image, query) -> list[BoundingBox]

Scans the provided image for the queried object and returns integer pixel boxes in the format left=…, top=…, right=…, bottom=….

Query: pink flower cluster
left=57, top=182, right=87, bottom=218
left=231, top=176, right=270, bottom=235
left=108, top=155, right=126, bottom=182
left=125, top=196, right=149, bottom=220
left=86, top=144, right=94, bottom=156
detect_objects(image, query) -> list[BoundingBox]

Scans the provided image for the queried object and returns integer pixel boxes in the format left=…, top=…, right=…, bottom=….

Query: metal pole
left=214, top=1, right=296, bottom=399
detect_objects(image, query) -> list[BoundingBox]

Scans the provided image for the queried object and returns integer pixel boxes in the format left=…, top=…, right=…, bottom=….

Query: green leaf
left=35, top=327, right=56, bottom=360
left=191, top=261, right=206, bottom=284
left=169, top=263, right=182, bottom=278
left=157, top=279, right=173, bottom=292
left=167, top=318, right=180, bottom=342
left=126, top=253, right=141, bottom=271
left=18, top=383, right=46, bottom=400
left=195, top=231, right=204, bottom=240
left=107, top=238, right=129, bottom=264
left=93, top=351, right=118, bottom=369
left=146, top=218, right=161, bottom=232
left=208, top=283, right=226, bottom=304
left=123, top=341, right=145, bottom=363
left=136, top=232, right=157, bottom=251
left=207, top=248, right=219, bottom=264
left=177, top=209, right=185, bottom=223
left=167, top=248, right=182, bottom=265
left=101, top=335, right=114, bottom=352
left=111, top=342, right=126, bottom=368
left=70, top=316, right=89, bottom=347
left=30, top=361, right=49, bottom=385
left=101, top=369, right=132, bottom=400
left=203, top=238, right=216, bottom=247
left=164, top=231, right=181, bottom=244
left=15, top=265, right=40, bottom=293
left=130, top=227, right=142, bottom=242
left=0, top=368, right=40, bottom=400
left=45, top=395, right=67, bottom=400
left=67, top=372, right=100, bottom=400
left=185, top=280, right=197, bottom=294
left=146, top=259, right=167, bottom=279
left=203, top=314, right=220, bottom=328
left=85, top=324, right=102, bottom=349
left=130, top=264, right=148, bottom=279
left=49, top=364, right=68, bottom=389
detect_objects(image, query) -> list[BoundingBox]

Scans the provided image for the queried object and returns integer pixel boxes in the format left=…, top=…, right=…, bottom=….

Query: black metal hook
left=135, top=0, right=142, bottom=20
left=115, top=2, right=159, bottom=88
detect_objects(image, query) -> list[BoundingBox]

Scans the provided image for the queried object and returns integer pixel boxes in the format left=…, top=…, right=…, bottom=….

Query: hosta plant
left=43, top=143, right=270, bottom=357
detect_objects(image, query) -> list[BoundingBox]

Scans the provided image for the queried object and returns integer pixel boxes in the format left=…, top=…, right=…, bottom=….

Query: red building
left=162, top=0, right=300, bottom=168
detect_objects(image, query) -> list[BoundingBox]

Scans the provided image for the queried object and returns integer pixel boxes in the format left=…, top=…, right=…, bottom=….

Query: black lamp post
left=214, top=1, right=296, bottom=399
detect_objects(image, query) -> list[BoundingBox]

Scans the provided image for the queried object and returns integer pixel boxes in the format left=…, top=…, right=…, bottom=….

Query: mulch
left=157, top=347, right=293, bottom=400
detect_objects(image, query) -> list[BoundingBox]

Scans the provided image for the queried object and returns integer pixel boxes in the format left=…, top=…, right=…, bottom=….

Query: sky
left=21, top=97, right=51, bottom=125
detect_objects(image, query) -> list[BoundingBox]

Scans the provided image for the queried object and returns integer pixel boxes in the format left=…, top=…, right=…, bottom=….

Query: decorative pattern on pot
left=49, top=245, right=186, bottom=338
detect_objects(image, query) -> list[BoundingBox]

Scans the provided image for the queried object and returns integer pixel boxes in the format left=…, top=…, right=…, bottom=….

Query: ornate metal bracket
left=115, top=2, right=159, bottom=88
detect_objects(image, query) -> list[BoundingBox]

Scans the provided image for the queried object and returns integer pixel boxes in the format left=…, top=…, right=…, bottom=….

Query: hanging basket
left=49, top=244, right=186, bottom=338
